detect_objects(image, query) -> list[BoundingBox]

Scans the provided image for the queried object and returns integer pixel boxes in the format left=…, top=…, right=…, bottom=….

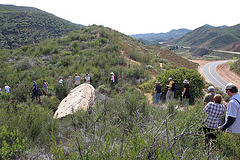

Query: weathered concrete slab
left=53, top=83, right=95, bottom=119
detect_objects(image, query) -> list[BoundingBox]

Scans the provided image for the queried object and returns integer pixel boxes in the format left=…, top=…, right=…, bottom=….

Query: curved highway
left=202, top=60, right=232, bottom=91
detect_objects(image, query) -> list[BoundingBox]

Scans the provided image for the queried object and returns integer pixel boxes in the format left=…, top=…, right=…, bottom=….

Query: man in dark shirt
left=154, top=81, right=162, bottom=104
left=32, top=81, right=38, bottom=102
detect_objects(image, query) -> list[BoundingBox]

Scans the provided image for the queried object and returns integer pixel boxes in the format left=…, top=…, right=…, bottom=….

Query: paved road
left=202, top=60, right=231, bottom=91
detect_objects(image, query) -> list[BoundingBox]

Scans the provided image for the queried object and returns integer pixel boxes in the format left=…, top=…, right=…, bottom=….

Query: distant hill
left=130, top=29, right=191, bottom=45
left=0, top=4, right=85, bottom=49
left=203, top=24, right=229, bottom=28
left=170, top=24, right=240, bottom=55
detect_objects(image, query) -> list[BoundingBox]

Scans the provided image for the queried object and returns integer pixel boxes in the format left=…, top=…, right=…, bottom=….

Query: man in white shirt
left=218, top=83, right=240, bottom=134
left=85, top=74, right=91, bottom=84
left=110, top=72, right=115, bottom=88
left=4, top=83, right=10, bottom=93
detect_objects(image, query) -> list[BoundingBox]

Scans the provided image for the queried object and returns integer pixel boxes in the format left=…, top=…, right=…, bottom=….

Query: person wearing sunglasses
left=218, top=83, right=240, bottom=135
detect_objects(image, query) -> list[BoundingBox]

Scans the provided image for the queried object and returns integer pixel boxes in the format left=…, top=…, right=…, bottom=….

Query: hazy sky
left=1, top=0, right=239, bottom=35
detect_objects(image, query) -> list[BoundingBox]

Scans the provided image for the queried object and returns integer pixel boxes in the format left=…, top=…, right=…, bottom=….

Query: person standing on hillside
left=166, top=77, right=174, bottom=101
left=154, top=81, right=162, bottom=104
left=59, top=76, right=63, bottom=85
left=74, top=73, right=80, bottom=87
left=4, top=83, right=10, bottom=93
left=85, top=73, right=91, bottom=84
left=43, top=80, right=48, bottom=95
left=203, top=94, right=225, bottom=144
left=182, top=79, right=190, bottom=110
left=32, top=81, right=38, bottom=102
left=203, top=86, right=215, bottom=105
left=218, top=83, right=240, bottom=135
left=110, top=72, right=115, bottom=88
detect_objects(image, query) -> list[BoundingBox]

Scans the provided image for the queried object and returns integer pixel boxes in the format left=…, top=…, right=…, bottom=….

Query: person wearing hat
left=218, top=83, right=240, bottom=134
left=182, top=79, right=190, bottom=110
left=203, top=86, right=215, bottom=106
left=166, top=77, right=174, bottom=101
left=110, top=72, right=115, bottom=88
left=154, top=81, right=162, bottom=104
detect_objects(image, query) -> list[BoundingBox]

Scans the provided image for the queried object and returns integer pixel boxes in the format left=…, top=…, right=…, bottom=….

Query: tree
left=157, top=67, right=205, bottom=104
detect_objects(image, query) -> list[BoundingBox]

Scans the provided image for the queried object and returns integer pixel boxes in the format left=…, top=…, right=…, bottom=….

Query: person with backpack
left=166, top=77, right=176, bottom=101
left=110, top=72, right=116, bottom=88
left=74, top=73, right=80, bottom=87
left=43, top=80, right=48, bottom=95
left=85, top=73, right=91, bottom=84
left=32, top=81, right=38, bottom=102
left=218, top=83, right=240, bottom=135
left=154, top=81, right=162, bottom=104
left=182, top=79, right=190, bottom=110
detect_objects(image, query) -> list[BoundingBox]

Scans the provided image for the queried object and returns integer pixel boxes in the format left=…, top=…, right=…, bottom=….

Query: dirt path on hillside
left=121, top=50, right=140, bottom=65
left=191, top=60, right=240, bottom=89
left=122, top=50, right=154, bottom=104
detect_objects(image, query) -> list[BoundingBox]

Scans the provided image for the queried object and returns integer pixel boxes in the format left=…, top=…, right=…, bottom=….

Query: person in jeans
left=166, top=77, right=174, bottom=101
left=203, top=94, right=225, bottom=144
left=154, top=81, right=162, bottom=104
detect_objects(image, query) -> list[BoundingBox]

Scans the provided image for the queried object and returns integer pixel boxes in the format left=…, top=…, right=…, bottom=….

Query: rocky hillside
left=0, top=4, right=85, bottom=49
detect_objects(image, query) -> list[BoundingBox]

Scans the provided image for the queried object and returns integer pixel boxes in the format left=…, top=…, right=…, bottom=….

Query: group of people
left=203, top=83, right=240, bottom=144
left=154, top=77, right=240, bottom=141
left=57, top=73, right=91, bottom=88
left=73, top=73, right=91, bottom=87
left=154, top=77, right=190, bottom=109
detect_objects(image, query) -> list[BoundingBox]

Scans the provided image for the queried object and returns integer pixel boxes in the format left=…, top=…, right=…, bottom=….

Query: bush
left=54, top=84, right=68, bottom=101
left=41, top=96, right=60, bottom=112
left=157, top=67, right=205, bottom=103
left=12, top=85, right=30, bottom=102
left=0, top=126, right=27, bottom=159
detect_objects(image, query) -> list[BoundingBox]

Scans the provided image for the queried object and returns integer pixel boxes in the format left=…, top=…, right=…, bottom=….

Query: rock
left=53, top=83, right=95, bottom=119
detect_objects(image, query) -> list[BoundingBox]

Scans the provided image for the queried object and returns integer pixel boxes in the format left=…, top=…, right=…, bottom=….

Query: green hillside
left=2, top=24, right=238, bottom=159
left=171, top=24, right=240, bottom=52
left=0, top=5, right=239, bottom=159
left=0, top=4, right=85, bottom=49
left=0, top=4, right=240, bottom=160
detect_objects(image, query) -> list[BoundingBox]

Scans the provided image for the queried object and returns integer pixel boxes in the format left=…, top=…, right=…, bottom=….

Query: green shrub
left=157, top=67, right=205, bottom=103
left=41, top=96, right=60, bottom=112
left=54, top=84, right=67, bottom=101
left=0, top=126, right=27, bottom=159
left=215, top=132, right=240, bottom=159
left=12, top=86, right=30, bottom=102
